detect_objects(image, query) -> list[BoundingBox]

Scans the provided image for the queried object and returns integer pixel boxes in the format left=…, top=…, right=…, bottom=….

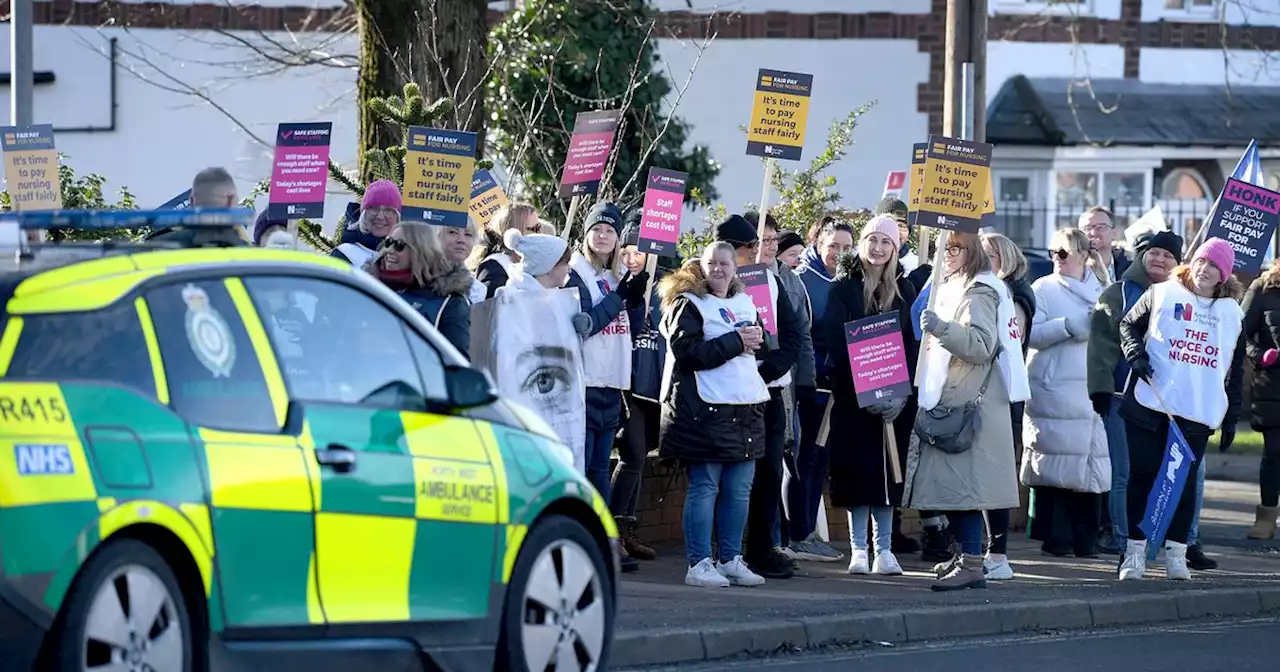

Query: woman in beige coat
left=906, top=231, right=1025, bottom=592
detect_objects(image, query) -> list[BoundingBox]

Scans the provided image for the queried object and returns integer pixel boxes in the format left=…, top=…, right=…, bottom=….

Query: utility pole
left=942, top=0, right=987, bottom=142
left=10, top=0, right=34, bottom=126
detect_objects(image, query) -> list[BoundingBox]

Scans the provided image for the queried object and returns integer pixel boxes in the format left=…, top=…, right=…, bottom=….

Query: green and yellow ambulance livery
left=0, top=209, right=619, bottom=672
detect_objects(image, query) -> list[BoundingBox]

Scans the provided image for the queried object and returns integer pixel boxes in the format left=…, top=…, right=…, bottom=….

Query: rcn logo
left=15, top=444, right=74, bottom=476
left=1173, top=302, right=1193, bottom=322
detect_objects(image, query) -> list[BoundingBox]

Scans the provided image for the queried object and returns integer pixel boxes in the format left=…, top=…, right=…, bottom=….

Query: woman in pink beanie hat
left=330, top=179, right=405, bottom=266
left=1115, top=236, right=1244, bottom=582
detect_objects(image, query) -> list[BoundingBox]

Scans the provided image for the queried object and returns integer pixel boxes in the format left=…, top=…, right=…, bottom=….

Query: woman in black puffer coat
left=1242, top=269, right=1280, bottom=540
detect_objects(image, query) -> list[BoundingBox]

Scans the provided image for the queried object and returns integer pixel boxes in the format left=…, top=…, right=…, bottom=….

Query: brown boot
left=619, top=516, right=657, bottom=560
left=1247, top=505, right=1278, bottom=540
left=930, top=554, right=987, bottom=592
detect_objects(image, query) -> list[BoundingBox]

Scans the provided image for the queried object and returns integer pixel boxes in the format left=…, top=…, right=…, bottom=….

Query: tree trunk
left=357, top=0, right=489, bottom=183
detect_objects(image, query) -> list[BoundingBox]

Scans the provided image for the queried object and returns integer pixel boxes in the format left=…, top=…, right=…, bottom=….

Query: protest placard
left=558, top=110, right=622, bottom=198
left=907, top=143, right=926, bottom=228
left=918, top=135, right=992, bottom=233
left=882, top=171, right=907, bottom=200
left=468, top=169, right=509, bottom=230
left=1, top=124, right=61, bottom=211
left=845, top=313, right=911, bottom=408
left=1202, top=177, right=1280, bottom=275
left=403, top=126, right=478, bottom=227
left=267, top=122, right=332, bottom=220
left=980, top=174, right=997, bottom=228
left=745, top=69, right=813, bottom=161
left=637, top=167, right=687, bottom=257
left=737, top=263, right=775, bottom=335
left=158, top=189, right=192, bottom=210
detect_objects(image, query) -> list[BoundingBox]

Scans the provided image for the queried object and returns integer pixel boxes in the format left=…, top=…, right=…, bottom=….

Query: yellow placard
left=907, top=142, right=927, bottom=225
left=745, top=69, right=813, bottom=161
left=982, top=174, right=996, bottom=216
left=468, top=169, right=509, bottom=230
left=1, top=124, right=62, bottom=211
left=918, top=135, right=993, bottom=233
left=402, top=126, right=477, bottom=228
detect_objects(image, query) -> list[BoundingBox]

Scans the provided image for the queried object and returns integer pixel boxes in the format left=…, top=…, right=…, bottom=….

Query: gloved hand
left=1263, top=348, right=1279, bottom=368
left=881, top=397, right=908, bottom=423
left=1090, top=392, right=1112, bottom=418
left=1065, top=311, right=1092, bottom=340
left=615, top=270, right=651, bottom=304
left=571, top=312, right=592, bottom=337
left=1219, top=423, right=1237, bottom=453
left=921, top=309, right=946, bottom=337
left=1130, top=357, right=1154, bottom=383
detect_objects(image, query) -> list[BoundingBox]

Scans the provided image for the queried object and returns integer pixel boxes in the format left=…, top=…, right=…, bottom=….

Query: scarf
left=377, top=264, right=415, bottom=291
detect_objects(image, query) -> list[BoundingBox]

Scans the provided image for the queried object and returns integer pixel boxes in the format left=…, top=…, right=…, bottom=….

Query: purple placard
left=558, top=110, right=622, bottom=198
left=845, top=313, right=910, bottom=408
left=637, top=167, right=687, bottom=256
left=268, top=121, right=332, bottom=220
left=737, top=263, right=774, bottom=335
left=1203, top=177, right=1280, bottom=275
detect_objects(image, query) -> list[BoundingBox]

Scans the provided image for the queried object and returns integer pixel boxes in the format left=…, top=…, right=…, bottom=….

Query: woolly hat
left=504, top=228, right=568, bottom=277
left=715, top=214, right=758, bottom=247
left=874, top=196, right=910, bottom=225
left=860, top=214, right=900, bottom=242
left=1139, top=230, right=1184, bottom=264
left=778, top=230, right=804, bottom=254
left=253, top=209, right=288, bottom=246
left=584, top=201, right=624, bottom=236
left=1192, top=237, right=1235, bottom=280
left=362, top=179, right=403, bottom=212
left=621, top=208, right=642, bottom=247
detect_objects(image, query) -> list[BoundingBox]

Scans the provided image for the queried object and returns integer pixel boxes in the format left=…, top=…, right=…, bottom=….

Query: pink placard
left=558, top=110, right=622, bottom=198
left=737, top=264, right=775, bottom=335
left=267, top=121, right=332, bottom=220
left=845, top=313, right=911, bottom=408
left=637, top=167, right=687, bottom=256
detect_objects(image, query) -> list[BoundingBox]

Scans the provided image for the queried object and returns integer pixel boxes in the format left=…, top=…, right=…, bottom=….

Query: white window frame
left=1159, top=0, right=1220, bottom=18
left=992, top=170, right=1043, bottom=247
left=1160, top=167, right=1213, bottom=200
left=992, top=0, right=1093, bottom=17
left=1045, top=165, right=1155, bottom=242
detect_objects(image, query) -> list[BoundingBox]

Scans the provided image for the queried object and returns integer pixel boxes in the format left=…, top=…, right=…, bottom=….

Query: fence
left=989, top=198, right=1223, bottom=252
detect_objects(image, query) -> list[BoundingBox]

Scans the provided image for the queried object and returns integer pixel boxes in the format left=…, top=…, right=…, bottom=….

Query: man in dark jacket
left=716, top=214, right=803, bottom=578
left=1080, top=205, right=1131, bottom=281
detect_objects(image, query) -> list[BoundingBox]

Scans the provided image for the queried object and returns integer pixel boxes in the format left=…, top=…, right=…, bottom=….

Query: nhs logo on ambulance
left=15, top=444, right=75, bottom=475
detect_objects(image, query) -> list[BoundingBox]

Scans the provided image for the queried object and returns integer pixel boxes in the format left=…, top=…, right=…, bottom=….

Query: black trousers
left=1030, top=487, right=1102, bottom=554
left=1125, top=416, right=1209, bottom=544
left=1262, top=429, right=1280, bottom=508
left=745, top=389, right=786, bottom=561
left=611, top=393, right=657, bottom=517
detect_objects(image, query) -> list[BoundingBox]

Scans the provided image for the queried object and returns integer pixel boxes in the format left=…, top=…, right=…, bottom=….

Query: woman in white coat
left=1023, top=227, right=1112, bottom=557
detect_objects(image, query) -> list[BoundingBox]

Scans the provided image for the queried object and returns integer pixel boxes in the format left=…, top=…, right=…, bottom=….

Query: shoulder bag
left=913, top=345, right=1001, bottom=455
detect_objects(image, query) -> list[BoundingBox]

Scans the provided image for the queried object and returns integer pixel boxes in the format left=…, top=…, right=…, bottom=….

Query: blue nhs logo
left=15, top=444, right=75, bottom=475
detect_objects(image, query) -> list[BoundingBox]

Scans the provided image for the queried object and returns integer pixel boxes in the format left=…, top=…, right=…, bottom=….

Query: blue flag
left=1139, top=419, right=1196, bottom=559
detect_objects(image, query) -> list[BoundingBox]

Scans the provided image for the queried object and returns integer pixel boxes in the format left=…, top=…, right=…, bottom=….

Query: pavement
left=611, top=479, right=1280, bottom=669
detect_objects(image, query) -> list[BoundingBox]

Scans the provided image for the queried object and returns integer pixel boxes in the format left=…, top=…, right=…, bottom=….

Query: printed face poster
left=845, top=314, right=911, bottom=408
left=267, top=121, right=332, bottom=220
left=558, top=110, right=622, bottom=198
left=637, top=167, right=687, bottom=257
left=737, top=263, right=775, bottom=335
left=745, top=69, right=813, bottom=161
left=907, top=143, right=926, bottom=228
left=469, top=169, right=509, bottom=229
left=918, top=135, right=993, bottom=233
left=1203, top=178, right=1280, bottom=275
left=1, top=124, right=62, bottom=211
left=403, top=126, right=478, bottom=227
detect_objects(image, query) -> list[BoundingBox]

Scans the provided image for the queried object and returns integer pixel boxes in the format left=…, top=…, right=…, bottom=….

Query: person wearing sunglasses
left=362, top=222, right=473, bottom=357
left=1022, top=228, right=1111, bottom=559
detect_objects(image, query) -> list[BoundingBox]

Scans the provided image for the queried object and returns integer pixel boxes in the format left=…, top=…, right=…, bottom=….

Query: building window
left=1161, top=168, right=1211, bottom=199
left=994, top=0, right=1090, bottom=15
left=1163, top=0, right=1217, bottom=12
left=1050, top=169, right=1149, bottom=230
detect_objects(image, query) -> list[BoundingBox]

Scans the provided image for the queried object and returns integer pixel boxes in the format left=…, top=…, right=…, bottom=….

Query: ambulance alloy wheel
left=53, top=539, right=193, bottom=672
left=499, top=514, right=615, bottom=672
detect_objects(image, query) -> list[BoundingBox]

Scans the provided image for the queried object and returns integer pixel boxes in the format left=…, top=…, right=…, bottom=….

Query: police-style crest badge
left=182, top=284, right=235, bottom=377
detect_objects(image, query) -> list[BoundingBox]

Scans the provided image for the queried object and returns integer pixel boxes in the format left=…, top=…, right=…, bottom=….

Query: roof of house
left=986, top=75, right=1280, bottom=147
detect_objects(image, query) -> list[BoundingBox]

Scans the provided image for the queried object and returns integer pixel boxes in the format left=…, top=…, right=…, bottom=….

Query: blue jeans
left=786, top=391, right=830, bottom=543
left=683, top=460, right=756, bottom=566
left=948, top=510, right=985, bottom=555
left=584, top=387, right=622, bottom=503
left=1103, top=401, right=1130, bottom=543
left=1188, top=458, right=1206, bottom=546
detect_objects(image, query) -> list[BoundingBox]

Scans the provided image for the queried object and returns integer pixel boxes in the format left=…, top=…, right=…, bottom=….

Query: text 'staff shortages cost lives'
left=637, top=167, right=688, bottom=257
left=745, top=69, right=813, bottom=161
left=1204, top=177, right=1280, bottom=275
left=845, top=313, right=911, bottom=409
left=1, top=124, right=61, bottom=211
left=469, top=169, right=509, bottom=230
left=559, top=110, right=622, bottom=198
left=906, top=143, right=927, bottom=228
left=738, top=264, right=775, bottom=335
left=918, top=135, right=992, bottom=233
left=268, top=121, right=333, bottom=220
left=404, top=126, right=478, bottom=227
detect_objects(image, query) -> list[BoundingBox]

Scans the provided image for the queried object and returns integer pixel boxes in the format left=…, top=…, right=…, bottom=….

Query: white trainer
left=717, top=555, right=766, bottom=587
left=685, top=557, right=730, bottom=587
left=983, top=554, right=1015, bottom=580
left=872, top=550, right=903, bottom=575
left=848, top=549, right=870, bottom=575
left=1165, top=541, right=1192, bottom=581
left=1119, top=539, right=1147, bottom=581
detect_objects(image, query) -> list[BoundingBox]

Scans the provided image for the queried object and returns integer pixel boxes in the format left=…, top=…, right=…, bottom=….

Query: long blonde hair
left=944, top=231, right=990, bottom=282
left=980, top=232, right=1029, bottom=282
left=365, top=222, right=454, bottom=287
left=1051, top=227, right=1109, bottom=285
left=580, top=222, right=623, bottom=275
left=1175, top=264, right=1245, bottom=301
left=1261, top=261, right=1280, bottom=290
left=465, top=202, right=538, bottom=270
left=857, top=242, right=900, bottom=314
